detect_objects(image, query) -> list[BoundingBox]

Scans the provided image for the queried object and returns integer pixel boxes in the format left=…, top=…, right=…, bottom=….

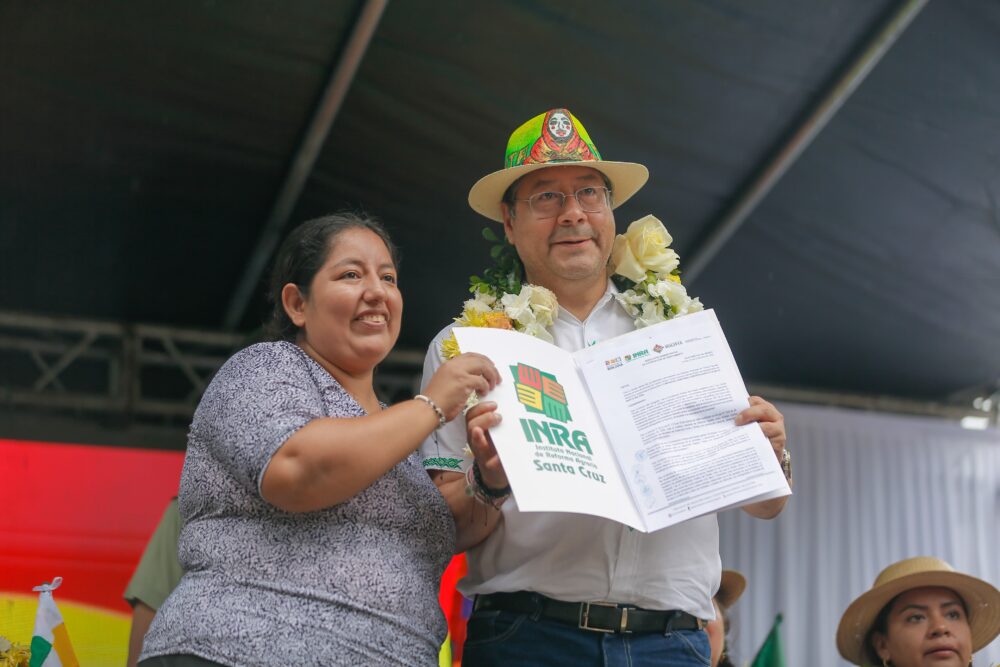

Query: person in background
left=706, top=570, right=746, bottom=667
left=124, top=498, right=183, bottom=667
left=139, top=212, right=500, bottom=666
left=837, top=556, right=1000, bottom=667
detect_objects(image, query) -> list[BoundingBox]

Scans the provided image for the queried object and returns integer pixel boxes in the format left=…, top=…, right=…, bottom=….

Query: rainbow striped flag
left=29, top=578, right=79, bottom=667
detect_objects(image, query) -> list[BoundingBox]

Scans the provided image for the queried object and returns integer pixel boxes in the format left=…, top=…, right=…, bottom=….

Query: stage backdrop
left=0, top=439, right=469, bottom=666
left=719, top=403, right=1000, bottom=667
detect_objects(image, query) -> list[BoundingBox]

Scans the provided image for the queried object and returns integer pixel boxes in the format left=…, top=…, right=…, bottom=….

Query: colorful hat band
left=504, top=108, right=602, bottom=168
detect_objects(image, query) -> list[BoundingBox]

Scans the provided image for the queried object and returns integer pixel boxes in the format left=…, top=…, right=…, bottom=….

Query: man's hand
left=736, top=396, right=786, bottom=465
left=466, top=401, right=509, bottom=490
left=737, top=396, right=790, bottom=519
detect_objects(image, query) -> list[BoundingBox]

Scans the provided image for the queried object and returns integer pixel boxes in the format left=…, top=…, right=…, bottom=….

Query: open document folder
left=453, top=309, right=791, bottom=532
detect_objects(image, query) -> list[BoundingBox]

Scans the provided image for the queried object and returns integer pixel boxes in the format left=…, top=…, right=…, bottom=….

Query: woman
left=837, top=556, right=1000, bottom=667
left=706, top=570, right=746, bottom=667
left=139, top=213, right=500, bottom=666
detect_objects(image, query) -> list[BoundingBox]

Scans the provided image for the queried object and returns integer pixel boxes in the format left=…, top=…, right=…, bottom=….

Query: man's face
left=548, top=112, right=572, bottom=140
left=501, top=165, right=615, bottom=290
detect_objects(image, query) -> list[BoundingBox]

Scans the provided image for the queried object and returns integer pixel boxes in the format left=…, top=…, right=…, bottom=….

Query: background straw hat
left=468, top=108, right=649, bottom=222
left=716, top=569, right=747, bottom=610
left=836, top=556, right=1000, bottom=665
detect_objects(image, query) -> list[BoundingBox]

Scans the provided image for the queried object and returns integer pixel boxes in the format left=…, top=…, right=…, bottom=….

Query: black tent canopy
left=2, top=0, right=998, bottom=439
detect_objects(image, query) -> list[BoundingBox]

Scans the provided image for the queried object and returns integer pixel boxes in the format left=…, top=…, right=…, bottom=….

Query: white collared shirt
left=420, top=281, right=720, bottom=617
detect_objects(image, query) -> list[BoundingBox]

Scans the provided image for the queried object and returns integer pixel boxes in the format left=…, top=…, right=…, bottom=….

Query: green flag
left=750, top=613, right=785, bottom=667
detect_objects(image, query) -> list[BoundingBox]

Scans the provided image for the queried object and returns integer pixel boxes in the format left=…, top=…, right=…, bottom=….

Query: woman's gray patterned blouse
left=140, top=341, right=455, bottom=666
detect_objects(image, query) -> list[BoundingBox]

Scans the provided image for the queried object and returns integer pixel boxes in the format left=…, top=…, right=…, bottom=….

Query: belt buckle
left=578, top=601, right=621, bottom=634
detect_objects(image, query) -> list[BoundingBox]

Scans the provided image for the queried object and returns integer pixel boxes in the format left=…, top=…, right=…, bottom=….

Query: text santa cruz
left=519, top=417, right=607, bottom=484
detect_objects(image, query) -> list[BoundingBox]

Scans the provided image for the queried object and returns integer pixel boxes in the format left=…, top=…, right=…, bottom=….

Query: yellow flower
left=441, top=333, right=461, bottom=360
left=0, top=641, right=31, bottom=667
left=459, top=309, right=490, bottom=328
left=668, top=273, right=682, bottom=284
left=610, top=215, right=680, bottom=283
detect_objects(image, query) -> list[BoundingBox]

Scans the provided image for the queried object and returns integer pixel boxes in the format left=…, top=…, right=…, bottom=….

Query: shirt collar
left=555, top=279, right=624, bottom=325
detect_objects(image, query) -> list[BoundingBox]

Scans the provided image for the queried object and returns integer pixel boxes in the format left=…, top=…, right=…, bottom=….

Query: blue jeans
left=462, top=609, right=711, bottom=667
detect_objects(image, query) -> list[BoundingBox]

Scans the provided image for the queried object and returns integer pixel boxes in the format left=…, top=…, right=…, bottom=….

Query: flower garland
left=608, top=214, right=704, bottom=327
left=441, top=214, right=702, bottom=359
left=0, top=637, right=31, bottom=667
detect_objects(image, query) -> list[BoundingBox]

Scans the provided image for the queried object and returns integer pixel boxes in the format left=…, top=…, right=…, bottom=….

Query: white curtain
left=719, top=402, right=1000, bottom=666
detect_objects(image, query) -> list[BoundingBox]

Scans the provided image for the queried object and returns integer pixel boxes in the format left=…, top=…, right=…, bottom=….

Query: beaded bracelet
left=464, top=461, right=511, bottom=509
left=414, top=394, right=446, bottom=429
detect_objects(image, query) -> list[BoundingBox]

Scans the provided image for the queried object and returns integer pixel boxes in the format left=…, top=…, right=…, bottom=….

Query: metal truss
left=0, top=310, right=426, bottom=426
left=0, top=311, right=248, bottom=422
left=2, top=310, right=993, bottom=430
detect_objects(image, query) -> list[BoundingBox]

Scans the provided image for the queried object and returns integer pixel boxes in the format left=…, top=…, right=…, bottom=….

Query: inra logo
left=510, top=363, right=571, bottom=423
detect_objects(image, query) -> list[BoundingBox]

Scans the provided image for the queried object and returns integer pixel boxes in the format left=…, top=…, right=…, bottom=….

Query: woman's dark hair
left=264, top=211, right=399, bottom=341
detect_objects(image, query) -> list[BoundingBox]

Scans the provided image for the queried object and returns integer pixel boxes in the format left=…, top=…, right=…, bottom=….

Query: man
left=123, top=498, right=183, bottom=667
left=420, top=108, right=791, bottom=666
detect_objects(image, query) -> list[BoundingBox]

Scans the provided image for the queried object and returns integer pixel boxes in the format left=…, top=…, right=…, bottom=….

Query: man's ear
left=501, top=203, right=516, bottom=245
left=281, top=283, right=307, bottom=328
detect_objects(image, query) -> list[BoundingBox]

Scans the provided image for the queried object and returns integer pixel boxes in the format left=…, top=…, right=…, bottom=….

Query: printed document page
left=452, top=326, right=644, bottom=530
left=573, top=309, right=791, bottom=532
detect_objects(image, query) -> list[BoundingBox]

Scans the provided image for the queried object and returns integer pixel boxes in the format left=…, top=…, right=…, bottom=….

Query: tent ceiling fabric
left=1, top=0, right=998, bottom=406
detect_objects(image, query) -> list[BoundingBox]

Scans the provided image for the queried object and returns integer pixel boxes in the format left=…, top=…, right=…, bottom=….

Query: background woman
left=707, top=570, right=746, bottom=667
left=139, top=213, right=500, bottom=666
left=837, top=556, right=1000, bottom=667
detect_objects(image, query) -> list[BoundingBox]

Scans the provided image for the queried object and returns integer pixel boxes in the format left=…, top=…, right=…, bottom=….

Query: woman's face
left=285, top=227, right=401, bottom=376
left=873, top=587, right=972, bottom=667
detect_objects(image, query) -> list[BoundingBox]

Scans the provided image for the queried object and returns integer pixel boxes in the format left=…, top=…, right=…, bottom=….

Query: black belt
left=473, top=591, right=705, bottom=634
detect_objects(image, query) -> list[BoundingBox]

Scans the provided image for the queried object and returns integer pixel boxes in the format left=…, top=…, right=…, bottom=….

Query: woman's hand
left=466, top=401, right=508, bottom=490
left=423, top=353, right=501, bottom=421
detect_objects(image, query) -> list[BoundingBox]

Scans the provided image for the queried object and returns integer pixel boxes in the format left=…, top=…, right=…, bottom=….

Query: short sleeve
left=418, top=326, right=469, bottom=474
left=190, top=343, right=325, bottom=493
left=123, top=499, right=184, bottom=609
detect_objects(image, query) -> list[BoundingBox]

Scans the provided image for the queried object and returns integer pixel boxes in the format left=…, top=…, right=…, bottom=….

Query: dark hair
left=865, top=590, right=970, bottom=665
left=264, top=211, right=399, bottom=341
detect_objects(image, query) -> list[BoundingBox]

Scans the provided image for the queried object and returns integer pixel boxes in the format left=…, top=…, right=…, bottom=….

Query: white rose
left=672, top=296, right=704, bottom=317
left=636, top=300, right=666, bottom=328
left=501, top=286, right=533, bottom=323
left=527, top=285, right=559, bottom=327
left=610, top=215, right=679, bottom=282
left=614, top=290, right=644, bottom=317
left=522, top=320, right=554, bottom=343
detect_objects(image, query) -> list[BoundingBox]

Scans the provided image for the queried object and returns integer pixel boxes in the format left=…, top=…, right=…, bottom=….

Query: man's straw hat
left=468, top=108, right=649, bottom=222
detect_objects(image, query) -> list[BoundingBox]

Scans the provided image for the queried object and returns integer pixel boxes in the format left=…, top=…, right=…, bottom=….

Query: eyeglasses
left=514, top=186, right=611, bottom=218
